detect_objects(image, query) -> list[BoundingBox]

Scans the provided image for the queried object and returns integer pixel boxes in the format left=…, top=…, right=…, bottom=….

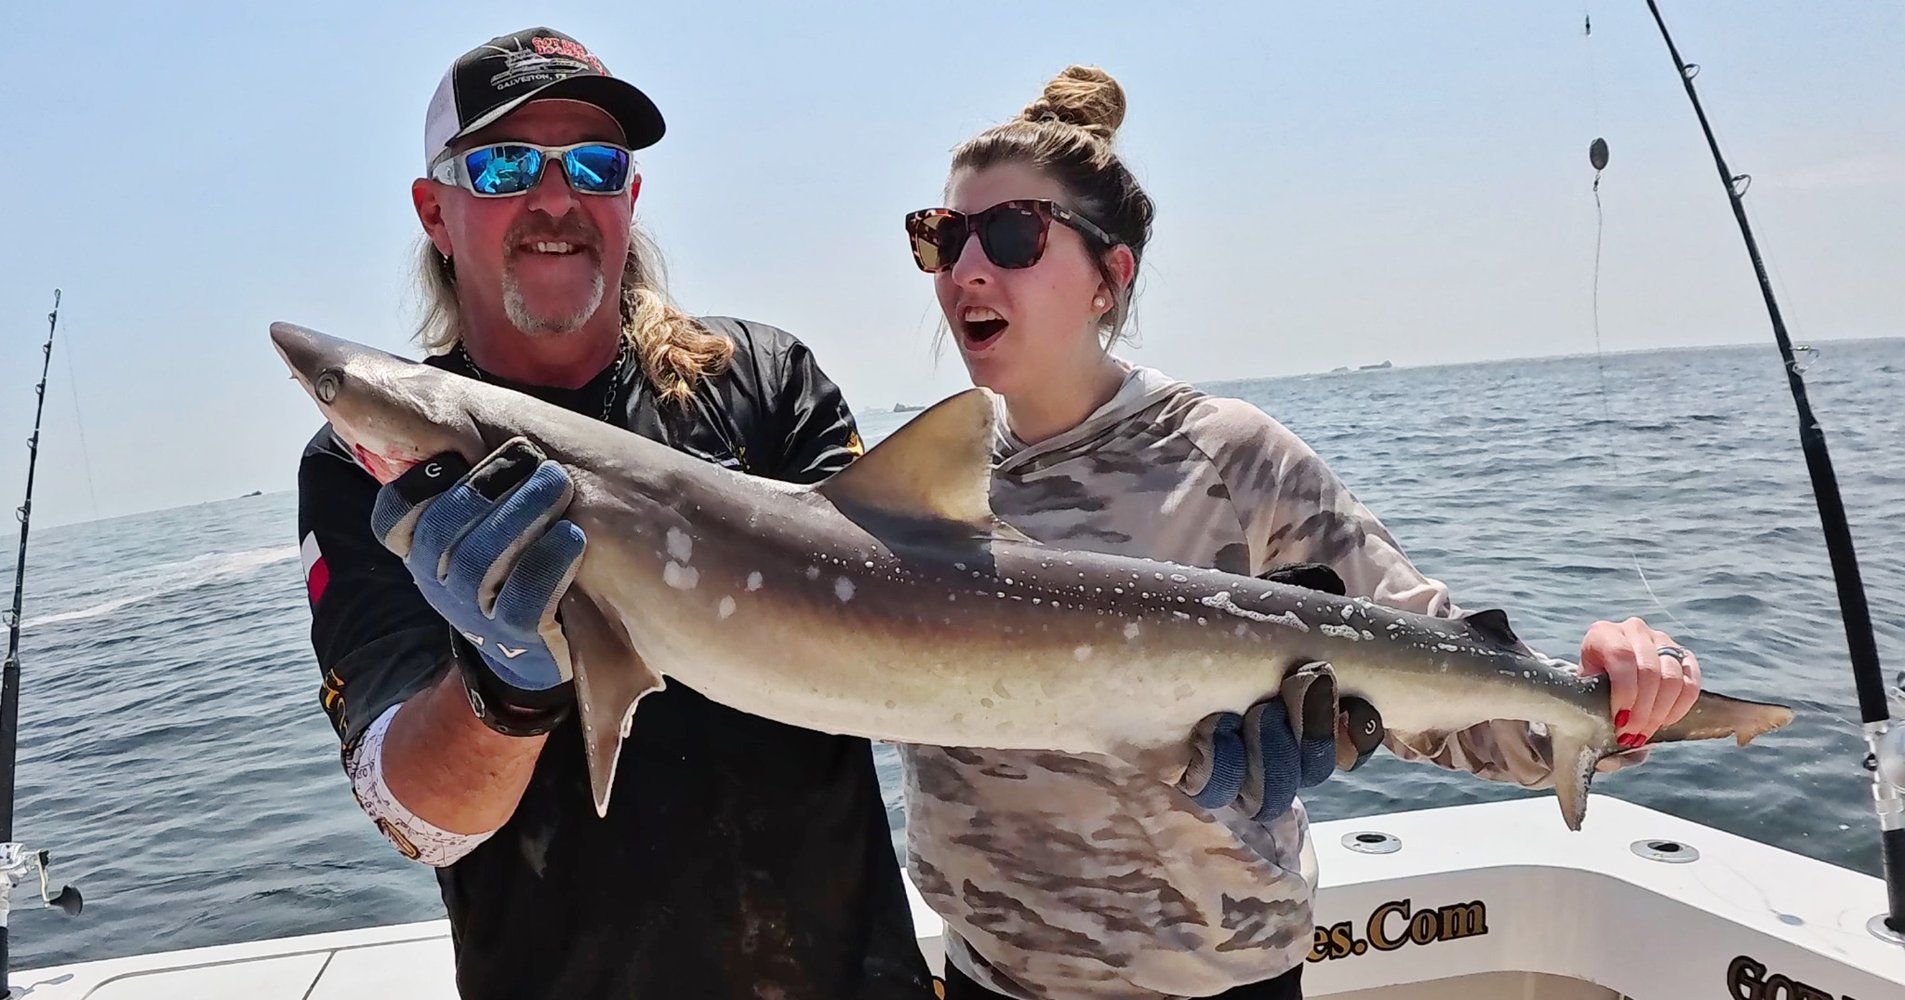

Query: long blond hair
left=414, top=220, right=733, bottom=404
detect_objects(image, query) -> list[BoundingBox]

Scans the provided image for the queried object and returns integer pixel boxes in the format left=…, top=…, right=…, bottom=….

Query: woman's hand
left=1579, top=616, right=1701, bottom=748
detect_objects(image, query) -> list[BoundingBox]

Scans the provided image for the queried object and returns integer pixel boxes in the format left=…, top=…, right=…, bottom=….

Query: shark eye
left=315, top=370, right=342, bottom=404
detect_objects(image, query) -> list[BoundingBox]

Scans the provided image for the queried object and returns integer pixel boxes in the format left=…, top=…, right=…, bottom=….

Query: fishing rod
left=1, top=289, right=83, bottom=992
left=1639, top=0, right=1903, bottom=943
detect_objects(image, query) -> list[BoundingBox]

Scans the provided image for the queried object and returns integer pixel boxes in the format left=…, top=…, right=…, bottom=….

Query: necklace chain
left=452, top=336, right=632, bottom=421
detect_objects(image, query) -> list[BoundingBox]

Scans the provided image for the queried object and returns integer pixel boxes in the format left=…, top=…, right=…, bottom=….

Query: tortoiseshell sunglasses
left=904, top=199, right=1120, bottom=273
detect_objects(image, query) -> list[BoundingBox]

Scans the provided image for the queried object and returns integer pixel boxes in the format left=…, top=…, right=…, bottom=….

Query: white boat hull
left=12, top=796, right=1901, bottom=999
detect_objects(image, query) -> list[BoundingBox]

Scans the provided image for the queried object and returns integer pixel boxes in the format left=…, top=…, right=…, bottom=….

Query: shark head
left=271, top=321, right=477, bottom=483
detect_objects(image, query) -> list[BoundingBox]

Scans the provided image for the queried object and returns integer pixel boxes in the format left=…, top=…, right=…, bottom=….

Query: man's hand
left=371, top=438, right=586, bottom=731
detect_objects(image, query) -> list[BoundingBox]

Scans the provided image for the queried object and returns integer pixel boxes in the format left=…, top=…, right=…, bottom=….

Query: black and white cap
left=423, top=27, right=666, bottom=172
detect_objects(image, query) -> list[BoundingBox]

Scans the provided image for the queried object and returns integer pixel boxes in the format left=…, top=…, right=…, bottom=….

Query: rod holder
left=0, top=844, right=82, bottom=918
left=1871, top=722, right=1905, bottom=833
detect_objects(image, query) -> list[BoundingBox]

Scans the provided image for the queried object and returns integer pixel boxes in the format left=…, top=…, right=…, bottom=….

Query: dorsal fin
left=1463, top=609, right=1523, bottom=649
left=816, top=388, right=1003, bottom=532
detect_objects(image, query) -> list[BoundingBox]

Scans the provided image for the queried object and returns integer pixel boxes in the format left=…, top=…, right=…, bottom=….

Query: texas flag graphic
left=301, top=533, right=330, bottom=606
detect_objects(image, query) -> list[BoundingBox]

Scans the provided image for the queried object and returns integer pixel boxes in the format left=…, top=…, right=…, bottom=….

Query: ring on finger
left=1656, top=645, right=1692, bottom=662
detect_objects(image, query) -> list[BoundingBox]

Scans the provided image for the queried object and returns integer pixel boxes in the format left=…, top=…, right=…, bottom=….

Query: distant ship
left=1326, top=360, right=1393, bottom=376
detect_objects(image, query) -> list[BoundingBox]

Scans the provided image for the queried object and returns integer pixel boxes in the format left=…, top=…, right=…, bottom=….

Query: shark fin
left=560, top=589, right=664, bottom=818
left=1462, top=609, right=1523, bottom=650
left=816, top=389, right=1001, bottom=533
left=1550, top=731, right=1603, bottom=832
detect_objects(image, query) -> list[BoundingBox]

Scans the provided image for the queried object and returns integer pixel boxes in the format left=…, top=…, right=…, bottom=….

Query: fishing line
left=1583, top=7, right=1603, bottom=136
left=1631, top=556, right=1694, bottom=635
left=1590, top=149, right=1612, bottom=431
left=1580, top=4, right=1694, bottom=638
left=1582, top=5, right=1616, bottom=449
left=59, top=326, right=100, bottom=521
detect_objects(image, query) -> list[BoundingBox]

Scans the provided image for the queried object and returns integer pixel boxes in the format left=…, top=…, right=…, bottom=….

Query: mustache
left=503, top=213, right=604, bottom=255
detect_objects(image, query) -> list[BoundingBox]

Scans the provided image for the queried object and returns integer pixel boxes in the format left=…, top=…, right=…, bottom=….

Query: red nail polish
left=1615, top=710, right=1631, bottom=728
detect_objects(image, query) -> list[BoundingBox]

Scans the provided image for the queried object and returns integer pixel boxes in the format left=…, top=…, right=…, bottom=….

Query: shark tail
left=1653, top=689, right=1796, bottom=747
left=1551, top=689, right=1795, bottom=832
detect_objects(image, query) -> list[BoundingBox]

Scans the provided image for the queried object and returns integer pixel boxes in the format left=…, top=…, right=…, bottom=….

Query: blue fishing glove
left=1178, top=562, right=1382, bottom=821
left=370, top=438, right=586, bottom=736
left=1182, top=662, right=1340, bottom=821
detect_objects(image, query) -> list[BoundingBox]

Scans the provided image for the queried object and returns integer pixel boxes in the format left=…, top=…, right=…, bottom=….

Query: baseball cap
left=423, top=27, right=666, bottom=173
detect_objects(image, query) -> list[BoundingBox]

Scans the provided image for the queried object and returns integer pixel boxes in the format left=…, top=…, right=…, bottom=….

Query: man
left=293, top=27, right=934, bottom=999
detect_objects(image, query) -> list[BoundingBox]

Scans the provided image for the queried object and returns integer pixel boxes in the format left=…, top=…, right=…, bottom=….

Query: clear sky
left=2, top=1, right=1900, bottom=526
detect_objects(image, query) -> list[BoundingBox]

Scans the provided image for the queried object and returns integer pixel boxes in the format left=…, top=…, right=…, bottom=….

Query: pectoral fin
left=559, top=589, right=664, bottom=818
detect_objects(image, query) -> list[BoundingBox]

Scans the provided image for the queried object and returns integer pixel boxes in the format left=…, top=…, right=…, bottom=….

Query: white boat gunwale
left=9, top=795, right=1899, bottom=999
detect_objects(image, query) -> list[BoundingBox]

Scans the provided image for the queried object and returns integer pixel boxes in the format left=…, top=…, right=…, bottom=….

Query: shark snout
left=270, top=322, right=331, bottom=390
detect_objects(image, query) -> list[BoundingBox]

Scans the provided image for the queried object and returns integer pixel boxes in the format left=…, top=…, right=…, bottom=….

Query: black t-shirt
left=294, top=317, right=934, bottom=999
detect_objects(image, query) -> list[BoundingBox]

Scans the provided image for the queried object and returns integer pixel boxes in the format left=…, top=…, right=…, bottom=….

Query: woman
left=897, top=66, right=1700, bottom=1000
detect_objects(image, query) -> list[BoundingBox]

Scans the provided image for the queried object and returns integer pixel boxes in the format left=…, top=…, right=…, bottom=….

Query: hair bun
left=1018, top=65, right=1126, bottom=139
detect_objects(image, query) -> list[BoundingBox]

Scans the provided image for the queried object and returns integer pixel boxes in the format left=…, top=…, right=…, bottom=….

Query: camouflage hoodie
left=900, top=363, right=1578, bottom=999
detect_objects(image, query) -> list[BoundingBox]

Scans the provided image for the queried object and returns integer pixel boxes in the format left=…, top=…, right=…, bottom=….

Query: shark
left=271, top=321, right=1796, bottom=829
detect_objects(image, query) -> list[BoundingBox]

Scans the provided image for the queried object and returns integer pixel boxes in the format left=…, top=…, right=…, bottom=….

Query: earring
left=1093, top=296, right=1107, bottom=309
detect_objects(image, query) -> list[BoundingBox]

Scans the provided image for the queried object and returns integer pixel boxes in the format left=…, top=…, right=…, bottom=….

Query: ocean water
left=2, top=338, right=1900, bottom=972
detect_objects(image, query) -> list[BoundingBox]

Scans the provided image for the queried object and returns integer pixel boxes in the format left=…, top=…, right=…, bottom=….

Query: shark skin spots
left=666, top=527, right=693, bottom=563
left=663, top=562, right=699, bottom=591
